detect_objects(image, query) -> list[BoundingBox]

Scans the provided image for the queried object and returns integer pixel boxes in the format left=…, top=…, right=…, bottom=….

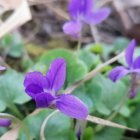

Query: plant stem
left=77, top=37, right=82, bottom=52
left=87, top=115, right=136, bottom=131
left=40, top=110, right=59, bottom=140
left=90, top=25, right=100, bottom=43
left=8, top=103, right=24, bottom=119
left=65, top=51, right=125, bottom=93
left=77, top=31, right=82, bottom=53
left=0, top=113, right=21, bottom=124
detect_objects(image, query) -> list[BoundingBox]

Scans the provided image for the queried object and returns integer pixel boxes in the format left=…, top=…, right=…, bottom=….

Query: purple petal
left=85, top=7, right=110, bottom=25
left=129, top=88, right=137, bottom=99
left=46, top=58, right=66, bottom=92
left=132, top=56, right=140, bottom=69
left=63, top=21, right=82, bottom=37
left=25, top=84, right=43, bottom=99
left=24, top=72, right=49, bottom=89
left=0, top=66, right=6, bottom=71
left=0, top=119, right=11, bottom=127
left=56, top=94, right=88, bottom=120
left=109, top=66, right=129, bottom=82
left=35, top=92, right=55, bottom=108
left=130, top=69, right=140, bottom=74
left=69, top=0, right=93, bottom=19
left=125, top=39, right=136, bottom=67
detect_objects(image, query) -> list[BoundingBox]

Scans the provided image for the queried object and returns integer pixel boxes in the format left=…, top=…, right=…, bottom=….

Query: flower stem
left=90, top=25, right=100, bottom=43
left=0, top=113, right=21, bottom=124
left=87, top=115, right=136, bottom=131
left=77, top=31, right=82, bottom=53
left=65, top=51, right=125, bottom=93
left=77, top=37, right=82, bottom=52
left=8, top=103, right=24, bottom=119
left=40, top=110, right=59, bottom=140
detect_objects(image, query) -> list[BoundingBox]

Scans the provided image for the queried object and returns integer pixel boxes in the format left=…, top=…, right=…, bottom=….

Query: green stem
left=77, top=30, right=82, bottom=53
left=8, top=103, right=24, bottom=119
left=77, top=37, right=82, bottom=52
left=40, top=110, right=59, bottom=140
left=65, top=51, right=125, bottom=93
left=0, top=113, right=21, bottom=124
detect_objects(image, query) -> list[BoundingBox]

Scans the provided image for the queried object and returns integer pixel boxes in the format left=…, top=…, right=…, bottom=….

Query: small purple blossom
left=63, top=0, right=110, bottom=37
left=24, top=58, right=88, bottom=120
left=0, top=66, right=6, bottom=71
left=0, top=119, right=11, bottom=127
left=109, top=39, right=140, bottom=98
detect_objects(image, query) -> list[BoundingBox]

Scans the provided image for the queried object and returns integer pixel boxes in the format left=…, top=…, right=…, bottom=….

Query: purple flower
left=109, top=39, right=140, bottom=82
left=0, top=66, right=6, bottom=71
left=24, top=58, right=88, bottom=120
left=0, top=119, right=11, bottom=127
left=63, top=0, right=110, bottom=37
left=109, top=39, right=140, bottom=98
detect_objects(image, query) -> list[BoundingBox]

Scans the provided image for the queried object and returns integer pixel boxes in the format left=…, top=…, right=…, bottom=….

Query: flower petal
left=24, top=72, right=49, bottom=89
left=130, top=69, right=140, bottom=74
left=25, top=84, right=43, bottom=99
left=56, top=94, right=88, bottom=120
left=85, top=7, right=110, bottom=24
left=46, top=58, right=66, bottom=92
left=125, top=39, right=136, bottom=67
left=0, top=119, right=11, bottom=127
left=0, top=66, right=6, bottom=71
left=132, top=56, right=140, bottom=69
left=69, top=0, right=93, bottom=19
left=129, top=88, right=137, bottom=99
left=63, top=21, right=82, bottom=37
left=35, top=92, right=55, bottom=108
left=109, top=66, right=129, bottom=82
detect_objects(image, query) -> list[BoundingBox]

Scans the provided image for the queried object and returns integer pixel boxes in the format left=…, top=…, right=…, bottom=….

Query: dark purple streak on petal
left=46, top=58, right=66, bottom=92
left=25, top=84, right=43, bottom=99
left=35, top=92, right=55, bottom=108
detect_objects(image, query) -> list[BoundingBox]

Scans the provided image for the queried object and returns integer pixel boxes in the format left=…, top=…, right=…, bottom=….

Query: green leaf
left=93, top=75, right=127, bottom=115
left=89, top=43, right=103, bottom=54
left=38, top=49, right=88, bottom=86
left=0, top=34, right=24, bottom=58
left=94, top=127, right=123, bottom=140
left=119, top=105, right=131, bottom=117
left=83, top=127, right=94, bottom=140
left=0, top=101, right=6, bottom=112
left=18, top=110, right=75, bottom=140
left=74, top=80, right=102, bottom=113
left=79, top=49, right=100, bottom=71
left=0, top=70, right=30, bottom=111
left=113, top=37, right=129, bottom=52
left=128, top=103, right=140, bottom=129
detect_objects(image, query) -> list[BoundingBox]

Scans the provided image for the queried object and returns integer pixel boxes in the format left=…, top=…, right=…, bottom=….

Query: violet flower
left=0, top=119, right=11, bottom=127
left=24, top=58, right=88, bottom=120
left=63, top=0, right=110, bottom=37
left=0, top=66, right=6, bottom=71
left=109, top=39, right=140, bottom=98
